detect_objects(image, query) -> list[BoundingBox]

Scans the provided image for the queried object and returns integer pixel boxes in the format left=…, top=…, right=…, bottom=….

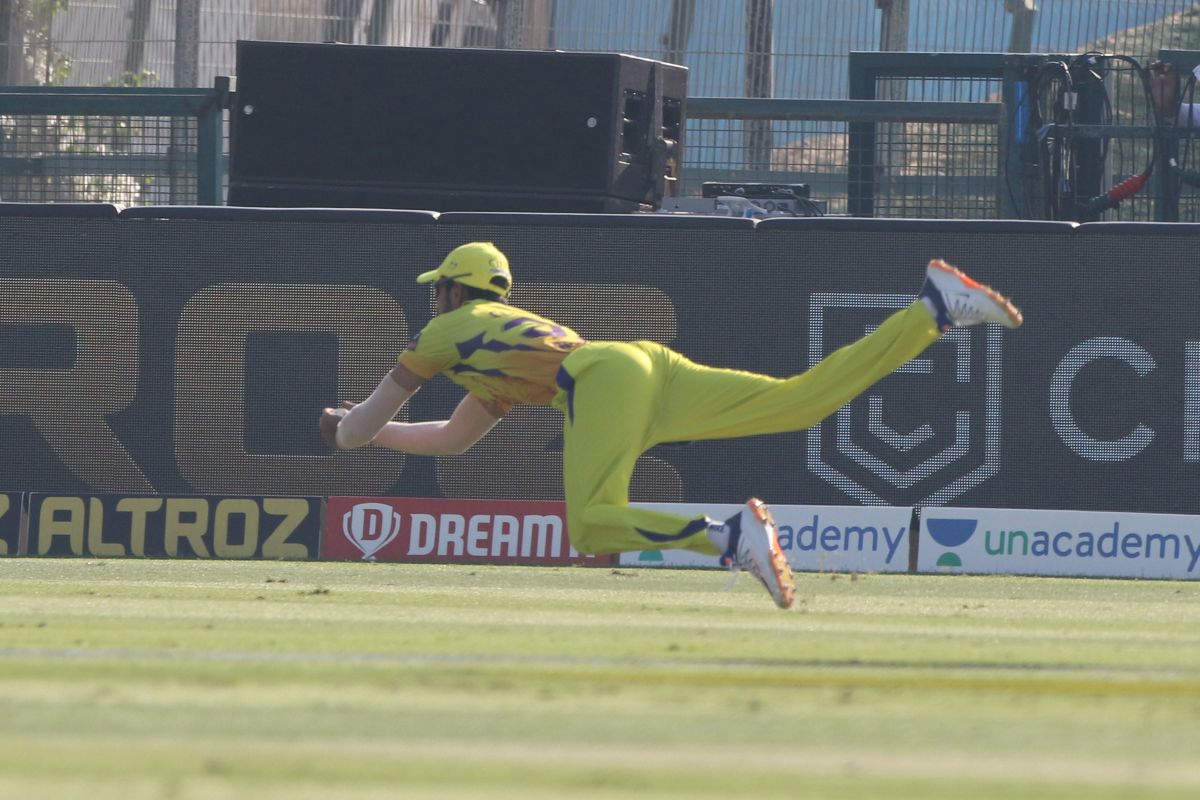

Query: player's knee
left=567, top=520, right=622, bottom=555
left=568, top=530, right=603, bottom=555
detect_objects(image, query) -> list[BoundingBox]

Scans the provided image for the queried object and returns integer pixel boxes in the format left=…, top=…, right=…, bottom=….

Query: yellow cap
left=416, top=242, right=512, bottom=297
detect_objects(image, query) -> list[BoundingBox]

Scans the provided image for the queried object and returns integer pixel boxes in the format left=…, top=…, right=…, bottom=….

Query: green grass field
left=1, top=559, right=1198, bottom=800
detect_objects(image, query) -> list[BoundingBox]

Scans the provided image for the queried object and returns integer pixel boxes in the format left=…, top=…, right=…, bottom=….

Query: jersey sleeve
left=483, top=395, right=517, bottom=416
left=396, top=318, right=458, bottom=379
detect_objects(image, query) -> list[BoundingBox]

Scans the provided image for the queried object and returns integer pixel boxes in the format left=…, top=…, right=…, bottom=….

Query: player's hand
left=319, top=406, right=350, bottom=450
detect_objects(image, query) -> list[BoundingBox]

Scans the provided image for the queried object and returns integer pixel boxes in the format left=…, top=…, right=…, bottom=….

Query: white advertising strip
left=618, top=503, right=912, bottom=573
left=919, top=507, right=1200, bottom=579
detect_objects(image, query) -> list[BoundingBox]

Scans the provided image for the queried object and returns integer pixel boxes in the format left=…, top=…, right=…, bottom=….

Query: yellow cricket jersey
left=397, top=300, right=586, bottom=413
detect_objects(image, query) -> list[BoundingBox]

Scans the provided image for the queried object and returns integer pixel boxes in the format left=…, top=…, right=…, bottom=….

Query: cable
left=780, top=189, right=824, bottom=217
left=1016, top=54, right=1159, bottom=220
left=1071, top=54, right=1157, bottom=217
left=1028, top=59, right=1073, bottom=219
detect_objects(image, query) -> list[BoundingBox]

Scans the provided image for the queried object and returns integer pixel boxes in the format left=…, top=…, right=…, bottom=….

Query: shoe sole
left=747, top=498, right=796, bottom=610
left=928, top=259, right=1024, bottom=329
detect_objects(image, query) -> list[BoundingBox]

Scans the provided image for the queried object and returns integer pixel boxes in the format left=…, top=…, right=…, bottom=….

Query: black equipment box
left=228, top=40, right=687, bottom=213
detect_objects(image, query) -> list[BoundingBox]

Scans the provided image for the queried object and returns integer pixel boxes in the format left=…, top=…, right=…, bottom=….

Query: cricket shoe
left=720, top=498, right=796, bottom=609
left=919, top=259, right=1023, bottom=332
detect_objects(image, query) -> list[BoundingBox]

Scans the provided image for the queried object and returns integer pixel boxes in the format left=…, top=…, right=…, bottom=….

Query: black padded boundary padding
left=757, top=217, right=1080, bottom=235
left=0, top=202, right=120, bottom=218
left=8, top=211, right=1200, bottom=515
left=118, top=206, right=439, bottom=225
left=437, top=211, right=756, bottom=231
left=1076, top=222, right=1200, bottom=237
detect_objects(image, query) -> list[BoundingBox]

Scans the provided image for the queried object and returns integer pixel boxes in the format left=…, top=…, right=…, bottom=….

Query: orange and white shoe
left=719, top=498, right=796, bottom=609
left=919, top=259, right=1023, bottom=332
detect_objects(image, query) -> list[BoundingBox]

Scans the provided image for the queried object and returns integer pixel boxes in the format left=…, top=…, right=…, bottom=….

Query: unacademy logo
left=925, top=517, right=978, bottom=569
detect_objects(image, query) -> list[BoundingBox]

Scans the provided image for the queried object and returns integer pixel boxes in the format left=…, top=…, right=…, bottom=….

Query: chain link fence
left=0, top=86, right=224, bottom=205
left=0, top=109, right=198, bottom=204
left=3, top=1, right=1200, bottom=215
left=1, top=1, right=1195, bottom=95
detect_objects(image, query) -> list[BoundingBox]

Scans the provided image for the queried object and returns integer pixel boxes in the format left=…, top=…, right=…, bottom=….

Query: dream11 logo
left=342, top=501, right=403, bottom=560
left=806, top=293, right=1005, bottom=506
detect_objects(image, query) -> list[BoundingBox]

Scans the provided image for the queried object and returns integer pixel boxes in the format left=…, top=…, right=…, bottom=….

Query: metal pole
left=744, top=0, right=773, bottom=171
left=196, top=81, right=227, bottom=205
left=0, top=0, right=17, bottom=85
left=172, top=0, right=202, bottom=204
left=174, top=0, right=200, bottom=88
left=1072, top=64, right=1106, bottom=222
left=1005, top=0, right=1037, bottom=54
left=325, top=0, right=365, bottom=44
left=367, top=0, right=393, bottom=45
left=874, top=1, right=909, bottom=215
left=495, top=0, right=524, bottom=49
left=662, top=0, right=695, bottom=66
left=0, top=0, right=12, bottom=199
left=123, top=0, right=154, bottom=77
left=877, top=0, right=910, bottom=55
left=494, top=0, right=554, bottom=50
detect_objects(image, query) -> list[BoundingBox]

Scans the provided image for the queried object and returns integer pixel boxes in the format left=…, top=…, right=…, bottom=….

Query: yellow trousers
left=552, top=302, right=941, bottom=555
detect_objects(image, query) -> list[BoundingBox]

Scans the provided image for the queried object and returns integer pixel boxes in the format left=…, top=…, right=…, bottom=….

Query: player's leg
left=653, top=301, right=939, bottom=443
left=558, top=342, right=797, bottom=608
left=557, top=341, right=717, bottom=556
left=651, top=260, right=1021, bottom=444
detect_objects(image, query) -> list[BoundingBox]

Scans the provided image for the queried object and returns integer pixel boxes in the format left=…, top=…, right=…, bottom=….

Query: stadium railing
left=0, top=81, right=228, bottom=206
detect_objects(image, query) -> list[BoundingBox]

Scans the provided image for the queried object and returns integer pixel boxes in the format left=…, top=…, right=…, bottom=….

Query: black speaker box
left=228, top=40, right=687, bottom=213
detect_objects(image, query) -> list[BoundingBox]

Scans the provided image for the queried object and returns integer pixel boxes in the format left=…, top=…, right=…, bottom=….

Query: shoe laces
left=723, top=569, right=741, bottom=593
left=943, top=291, right=992, bottom=326
left=720, top=548, right=745, bottom=592
left=719, top=508, right=780, bottom=599
left=720, top=539, right=751, bottom=592
left=728, top=537, right=773, bottom=591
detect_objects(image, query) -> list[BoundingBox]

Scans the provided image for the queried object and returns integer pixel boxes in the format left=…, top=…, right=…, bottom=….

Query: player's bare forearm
left=321, top=364, right=424, bottom=450
left=370, top=420, right=474, bottom=455
left=370, top=394, right=503, bottom=455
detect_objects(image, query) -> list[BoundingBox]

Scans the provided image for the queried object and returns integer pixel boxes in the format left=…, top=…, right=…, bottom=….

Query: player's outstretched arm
left=369, top=393, right=504, bottom=456
left=320, top=364, right=424, bottom=450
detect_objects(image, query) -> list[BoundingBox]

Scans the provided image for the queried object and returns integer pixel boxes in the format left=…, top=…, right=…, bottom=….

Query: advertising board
left=919, top=507, right=1200, bottom=579
left=25, top=494, right=321, bottom=559
left=324, top=496, right=614, bottom=565
left=619, top=502, right=913, bottom=572
left=0, top=492, right=22, bottom=555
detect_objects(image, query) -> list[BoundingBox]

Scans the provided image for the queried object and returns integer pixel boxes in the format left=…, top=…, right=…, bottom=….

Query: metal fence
left=685, top=96, right=1002, bottom=218
left=3, top=1, right=1200, bottom=218
left=0, top=84, right=1191, bottom=221
left=0, top=86, right=225, bottom=205
left=0, top=88, right=1004, bottom=216
left=2, top=1, right=1199, bottom=95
